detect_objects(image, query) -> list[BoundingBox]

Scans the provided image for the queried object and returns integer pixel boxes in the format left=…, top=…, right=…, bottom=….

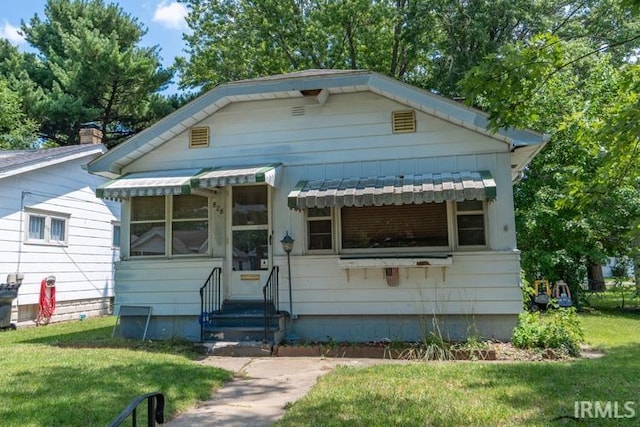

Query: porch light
left=280, top=232, right=294, bottom=254
left=281, top=231, right=295, bottom=319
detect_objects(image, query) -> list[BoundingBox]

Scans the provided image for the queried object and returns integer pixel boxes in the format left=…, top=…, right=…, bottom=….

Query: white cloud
left=152, top=1, right=188, bottom=30
left=1, top=21, right=26, bottom=45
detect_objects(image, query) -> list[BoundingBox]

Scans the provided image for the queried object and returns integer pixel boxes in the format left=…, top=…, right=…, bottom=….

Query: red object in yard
left=36, top=276, right=56, bottom=325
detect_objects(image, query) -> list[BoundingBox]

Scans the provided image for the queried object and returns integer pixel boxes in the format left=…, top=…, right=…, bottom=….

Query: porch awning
left=191, top=163, right=282, bottom=188
left=287, top=171, right=496, bottom=209
left=96, top=168, right=203, bottom=199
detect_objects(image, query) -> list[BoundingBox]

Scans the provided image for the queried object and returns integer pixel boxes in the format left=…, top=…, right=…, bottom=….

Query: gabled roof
left=0, top=144, right=107, bottom=180
left=88, top=70, right=549, bottom=178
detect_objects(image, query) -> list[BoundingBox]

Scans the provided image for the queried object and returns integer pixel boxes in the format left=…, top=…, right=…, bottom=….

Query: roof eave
left=1, top=145, right=106, bottom=180
left=88, top=71, right=547, bottom=177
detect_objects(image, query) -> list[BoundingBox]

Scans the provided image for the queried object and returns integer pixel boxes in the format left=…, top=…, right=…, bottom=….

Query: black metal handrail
left=199, top=267, right=222, bottom=342
left=262, top=265, right=279, bottom=343
left=109, top=391, right=164, bottom=427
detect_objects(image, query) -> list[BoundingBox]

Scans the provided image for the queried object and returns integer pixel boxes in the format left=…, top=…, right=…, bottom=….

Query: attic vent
left=392, top=110, right=416, bottom=133
left=291, top=106, right=306, bottom=116
left=189, top=127, right=209, bottom=148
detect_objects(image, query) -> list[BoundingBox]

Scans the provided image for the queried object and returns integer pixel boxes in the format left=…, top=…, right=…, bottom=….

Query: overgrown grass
left=0, top=317, right=231, bottom=426
left=276, top=293, right=640, bottom=426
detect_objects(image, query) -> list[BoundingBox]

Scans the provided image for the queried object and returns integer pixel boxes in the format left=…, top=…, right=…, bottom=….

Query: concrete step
left=221, top=299, right=272, bottom=314
left=203, top=325, right=279, bottom=342
left=209, top=313, right=280, bottom=328
left=204, top=340, right=273, bottom=357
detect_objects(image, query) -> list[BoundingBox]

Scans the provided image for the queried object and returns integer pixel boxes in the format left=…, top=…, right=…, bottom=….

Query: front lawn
left=277, top=299, right=640, bottom=426
left=0, top=317, right=231, bottom=426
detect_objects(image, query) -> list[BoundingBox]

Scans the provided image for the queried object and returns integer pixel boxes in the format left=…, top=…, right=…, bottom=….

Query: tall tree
left=0, top=78, right=38, bottom=149
left=460, top=4, right=640, bottom=293
left=11, top=0, right=173, bottom=147
left=176, top=0, right=437, bottom=90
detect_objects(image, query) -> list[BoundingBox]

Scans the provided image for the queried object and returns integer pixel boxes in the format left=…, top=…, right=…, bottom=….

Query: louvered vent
left=392, top=110, right=416, bottom=133
left=189, top=127, right=209, bottom=148
left=291, top=106, right=306, bottom=116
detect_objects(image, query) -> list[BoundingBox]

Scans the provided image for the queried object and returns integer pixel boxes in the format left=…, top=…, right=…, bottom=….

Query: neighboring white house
left=0, top=134, right=120, bottom=325
left=88, top=70, right=547, bottom=342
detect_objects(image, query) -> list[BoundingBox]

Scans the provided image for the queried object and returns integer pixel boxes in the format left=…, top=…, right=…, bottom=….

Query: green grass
left=0, top=317, right=231, bottom=427
left=276, top=295, right=640, bottom=426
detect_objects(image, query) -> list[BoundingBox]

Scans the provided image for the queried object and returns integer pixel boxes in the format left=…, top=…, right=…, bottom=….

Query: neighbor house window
left=112, top=222, right=121, bottom=248
left=307, top=207, right=333, bottom=250
left=25, top=209, right=70, bottom=246
left=341, top=203, right=448, bottom=249
left=456, top=200, right=486, bottom=246
left=129, top=195, right=209, bottom=257
left=171, top=195, right=208, bottom=255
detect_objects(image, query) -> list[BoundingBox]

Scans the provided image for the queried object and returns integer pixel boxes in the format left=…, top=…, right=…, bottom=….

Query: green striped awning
left=96, top=168, right=203, bottom=199
left=191, top=163, right=282, bottom=188
left=288, top=171, right=496, bottom=209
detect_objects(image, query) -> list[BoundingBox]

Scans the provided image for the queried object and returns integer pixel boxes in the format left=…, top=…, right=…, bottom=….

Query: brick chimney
left=79, top=123, right=103, bottom=145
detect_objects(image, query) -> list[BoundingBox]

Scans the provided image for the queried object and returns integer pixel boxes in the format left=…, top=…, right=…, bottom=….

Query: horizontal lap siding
left=1, top=158, right=120, bottom=306
left=280, top=252, right=522, bottom=316
left=113, top=92, right=522, bottom=322
left=127, top=93, right=507, bottom=173
left=114, top=259, right=222, bottom=316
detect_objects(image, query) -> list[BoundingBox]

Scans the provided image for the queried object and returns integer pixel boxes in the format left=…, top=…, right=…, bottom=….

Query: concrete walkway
left=165, top=356, right=406, bottom=427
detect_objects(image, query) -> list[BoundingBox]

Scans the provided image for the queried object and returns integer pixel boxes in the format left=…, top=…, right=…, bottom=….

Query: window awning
left=191, top=163, right=282, bottom=189
left=96, top=168, right=203, bottom=199
left=288, top=171, right=496, bottom=209
left=96, top=163, right=283, bottom=199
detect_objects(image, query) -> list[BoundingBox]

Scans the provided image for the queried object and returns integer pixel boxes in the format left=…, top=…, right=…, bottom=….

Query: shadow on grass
left=0, top=352, right=232, bottom=426
left=7, top=320, right=207, bottom=360
left=278, top=342, right=640, bottom=426
left=479, top=342, right=640, bottom=425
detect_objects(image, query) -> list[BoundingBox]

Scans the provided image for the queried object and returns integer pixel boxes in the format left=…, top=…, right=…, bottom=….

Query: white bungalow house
left=88, top=70, right=547, bottom=343
left=0, top=131, right=120, bottom=325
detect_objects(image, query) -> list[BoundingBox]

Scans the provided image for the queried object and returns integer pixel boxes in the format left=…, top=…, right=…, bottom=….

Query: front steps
left=201, top=300, right=287, bottom=349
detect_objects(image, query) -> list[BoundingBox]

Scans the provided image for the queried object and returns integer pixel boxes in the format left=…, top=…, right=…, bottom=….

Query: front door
left=228, top=185, right=271, bottom=299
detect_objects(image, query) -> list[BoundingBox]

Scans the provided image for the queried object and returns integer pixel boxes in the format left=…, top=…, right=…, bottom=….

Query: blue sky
left=0, top=0, right=189, bottom=93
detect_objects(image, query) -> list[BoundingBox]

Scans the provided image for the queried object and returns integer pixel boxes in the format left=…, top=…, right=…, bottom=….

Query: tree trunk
left=587, top=262, right=606, bottom=292
left=634, top=253, right=640, bottom=296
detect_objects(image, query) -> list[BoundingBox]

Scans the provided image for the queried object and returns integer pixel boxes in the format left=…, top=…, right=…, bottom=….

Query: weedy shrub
left=512, top=308, right=584, bottom=357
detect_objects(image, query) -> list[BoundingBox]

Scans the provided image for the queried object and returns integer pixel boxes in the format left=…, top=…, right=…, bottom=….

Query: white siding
left=279, top=252, right=521, bottom=317
left=126, top=93, right=509, bottom=173
left=0, top=157, right=120, bottom=308
left=113, top=258, right=222, bottom=316
left=111, top=90, right=523, bottom=324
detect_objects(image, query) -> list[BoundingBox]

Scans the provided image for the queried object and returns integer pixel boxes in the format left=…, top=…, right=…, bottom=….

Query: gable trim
left=87, top=71, right=548, bottom=178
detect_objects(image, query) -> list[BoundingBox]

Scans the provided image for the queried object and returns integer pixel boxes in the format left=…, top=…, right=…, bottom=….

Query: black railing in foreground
left=109, top=391, right=164, bottom=427
left=262, top=265, right=280, bottom=342
left=199, top=267, right=222, bottom=342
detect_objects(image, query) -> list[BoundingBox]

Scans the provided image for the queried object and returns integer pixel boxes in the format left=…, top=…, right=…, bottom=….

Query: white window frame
left=24, top=208, right=70, bottom=246
left=454, top=200, right=488, bottom=250
left=128, top=195, right=210, bottom=258
left=305, top=201, right=489, bottom=254
left=305, top=207, right=334, bottom=253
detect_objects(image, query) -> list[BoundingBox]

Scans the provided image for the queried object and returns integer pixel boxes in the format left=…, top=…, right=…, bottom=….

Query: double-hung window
left=25, top=209, right=70, bottom=246
left=455, top=200, right=486, bottom=247
left=171, top=195, right=208, bottom=255
left=306, top=207, right=333, bottom=251
left=129, top=195, right=209, bottom=257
